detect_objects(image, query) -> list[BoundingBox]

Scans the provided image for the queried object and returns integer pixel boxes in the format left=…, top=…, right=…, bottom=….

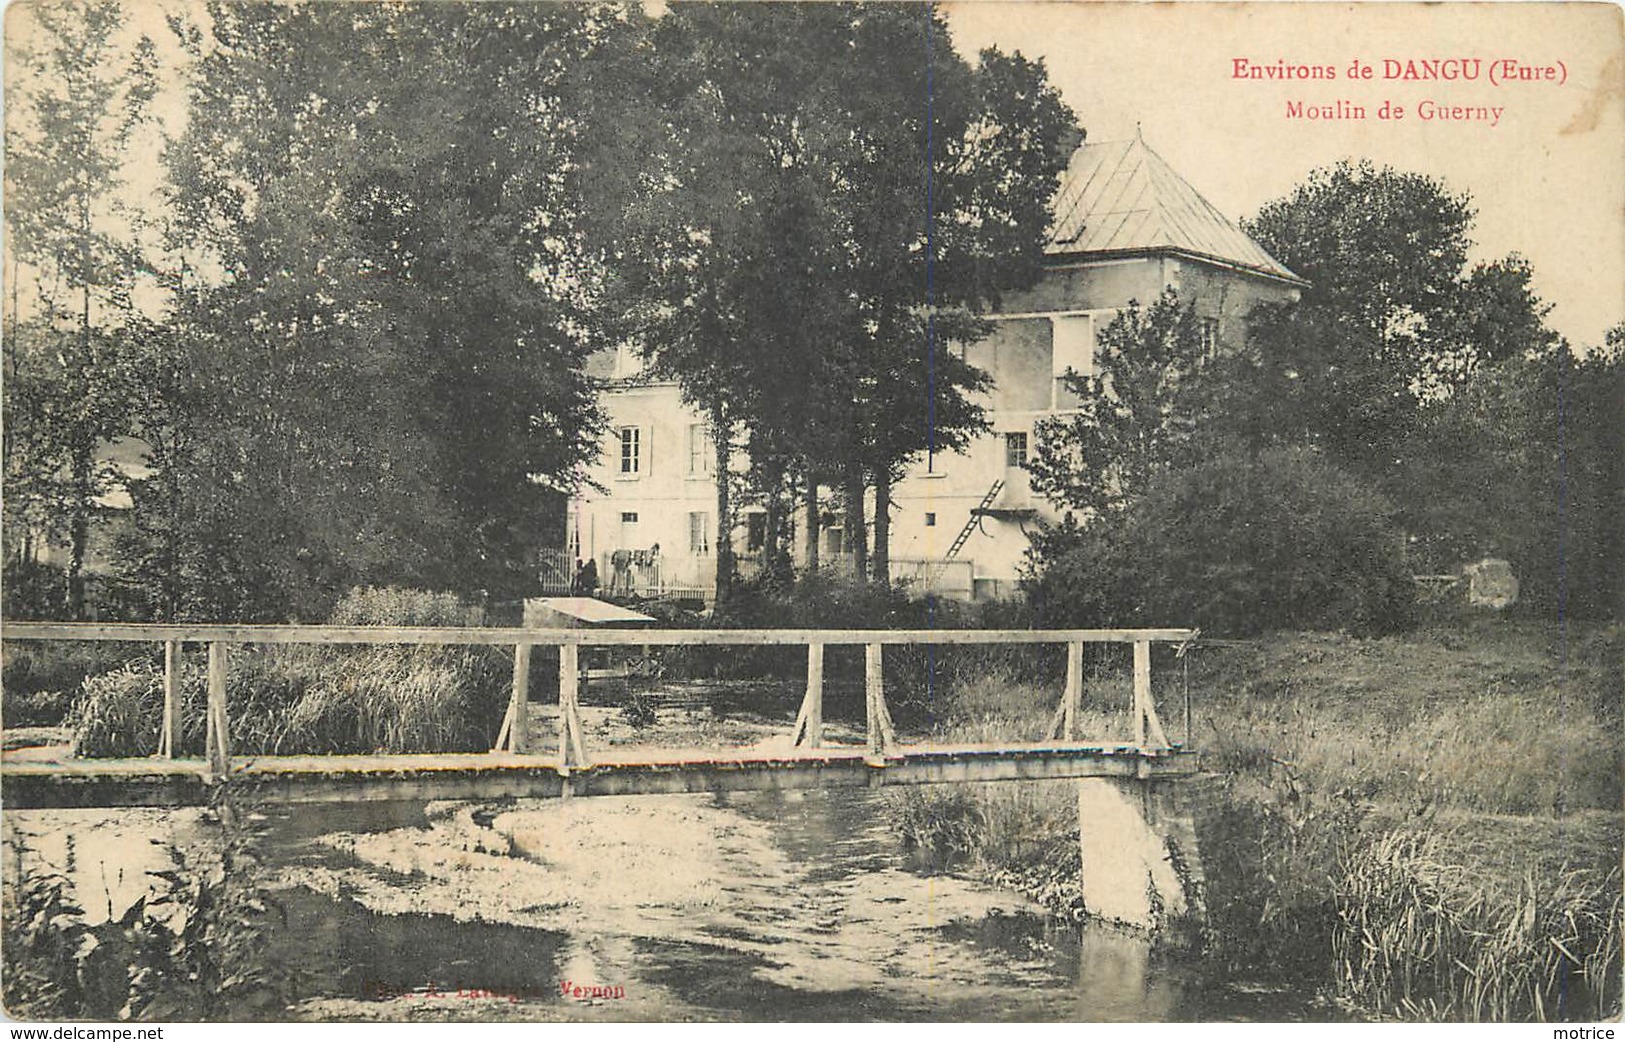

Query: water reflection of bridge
left=1, top=623, right=1200, bottom=810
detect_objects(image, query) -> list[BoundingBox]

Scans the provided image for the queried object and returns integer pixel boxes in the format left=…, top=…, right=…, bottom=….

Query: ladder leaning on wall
left=926, top=479, right=1003, bottom=591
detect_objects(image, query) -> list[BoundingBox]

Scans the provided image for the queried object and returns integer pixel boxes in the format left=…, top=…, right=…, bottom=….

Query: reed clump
left=69, top=588, right=508, bottom=757
left=1333, top=828, right=1622, bottom=1021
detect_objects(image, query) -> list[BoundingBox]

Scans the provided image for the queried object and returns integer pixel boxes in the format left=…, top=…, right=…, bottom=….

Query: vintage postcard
left=2, top=0, right=1620, bottom=1030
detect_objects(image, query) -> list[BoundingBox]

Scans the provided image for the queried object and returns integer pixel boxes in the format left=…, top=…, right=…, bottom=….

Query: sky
left=5, top=1, right=1621, bottom=348
left=944, top=1, right=1625, bottom=350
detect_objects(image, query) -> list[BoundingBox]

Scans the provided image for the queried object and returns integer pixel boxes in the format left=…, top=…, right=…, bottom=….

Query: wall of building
left=568, top=380, right=720, bottom=594
left=576, top=256, right=1301, bottom=602
left=1170, top=258, right=1298, bottom=352
left=888, top=255, right=1300, bottom=597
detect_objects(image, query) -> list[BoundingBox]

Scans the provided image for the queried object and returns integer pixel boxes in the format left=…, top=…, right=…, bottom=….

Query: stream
left=5, top=786, right=1314, bottom=1022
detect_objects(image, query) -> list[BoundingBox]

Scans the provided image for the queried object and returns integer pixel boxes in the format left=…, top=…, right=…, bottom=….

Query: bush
left=1027, top=446, right=1416, bottom=637
left=621, top=691, right=658, bottom=729
left=1, top=559, right=69, bottom=621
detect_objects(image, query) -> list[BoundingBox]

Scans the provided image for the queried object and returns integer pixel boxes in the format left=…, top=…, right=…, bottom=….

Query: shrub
left=1027, top=446, right=1416, bottom=637
left=621, top=691, right=658, bottom=729
left=1, top=559, right=69, bottom=621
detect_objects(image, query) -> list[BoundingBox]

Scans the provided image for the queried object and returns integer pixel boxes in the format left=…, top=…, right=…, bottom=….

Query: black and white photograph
left=1, top=0, right=1621, bottom=1027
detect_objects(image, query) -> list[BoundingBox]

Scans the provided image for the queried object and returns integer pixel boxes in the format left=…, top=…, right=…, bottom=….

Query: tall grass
left=1334, top=829, right=1622, bottom=1020
left=70, top=588, right=509, bottom=757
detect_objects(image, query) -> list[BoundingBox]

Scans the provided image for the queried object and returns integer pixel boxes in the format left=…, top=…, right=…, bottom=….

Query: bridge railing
left=0, top=623, right=1199, bottom=775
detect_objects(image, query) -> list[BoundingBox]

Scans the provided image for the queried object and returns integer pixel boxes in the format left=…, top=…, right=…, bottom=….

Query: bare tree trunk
left=762, top=484, right=782, bottom=581
left=803, top=478, right=820, bottom=574
left=872, top=469, right=891, bottom=588
left=68, top=253, right=94, bottom=620
left=67, top=438, right=93, bottom=620
left=843, top=459, right=868, bottom=580
left=712, top=408, right=735, bottom=607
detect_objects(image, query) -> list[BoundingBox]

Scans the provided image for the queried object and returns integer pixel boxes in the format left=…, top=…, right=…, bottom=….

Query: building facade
left=567, top=134, right=1305, bottom=602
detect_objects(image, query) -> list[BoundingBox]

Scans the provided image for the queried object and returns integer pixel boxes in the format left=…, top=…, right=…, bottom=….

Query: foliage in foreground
left=3, top=805, right=286, bottom=1021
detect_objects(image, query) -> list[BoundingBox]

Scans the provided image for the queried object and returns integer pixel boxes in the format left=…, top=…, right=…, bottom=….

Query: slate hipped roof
left=1046, top=133, right=1306, bottom=286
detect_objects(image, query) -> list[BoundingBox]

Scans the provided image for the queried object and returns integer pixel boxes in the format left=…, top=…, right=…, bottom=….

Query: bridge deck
left=0, top=742, right=1199, bottom=808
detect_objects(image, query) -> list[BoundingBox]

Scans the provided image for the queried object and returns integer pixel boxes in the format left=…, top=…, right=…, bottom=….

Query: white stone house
left=565, top=134, right=1305, bottom=601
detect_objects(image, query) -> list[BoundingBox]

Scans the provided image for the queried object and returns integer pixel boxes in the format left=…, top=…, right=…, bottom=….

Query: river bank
left=888, top=620, right=1623, bottom=1021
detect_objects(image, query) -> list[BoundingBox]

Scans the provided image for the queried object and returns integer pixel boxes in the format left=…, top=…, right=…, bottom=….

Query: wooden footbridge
left=1, top=623, right=1200, bottom=809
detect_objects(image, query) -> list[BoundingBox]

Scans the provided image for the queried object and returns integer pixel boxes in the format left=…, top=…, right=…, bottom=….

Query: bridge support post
left=205, top=642, right=229, bottom=776
left=159, top=640, right=181, bottom=759
left=1132, top=640, right=1172, bottom=749
left=1064, top=640, right=1083, bottom=739
left=557, top=643, right=588, bottom=772
left=1132, top=640, right=1150, bottom=747
left=1076, top=777, right=1190, bottom=931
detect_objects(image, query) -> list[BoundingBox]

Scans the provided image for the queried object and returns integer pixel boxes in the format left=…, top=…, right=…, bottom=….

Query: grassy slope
left=1192, top=619, right=1621, bottom=816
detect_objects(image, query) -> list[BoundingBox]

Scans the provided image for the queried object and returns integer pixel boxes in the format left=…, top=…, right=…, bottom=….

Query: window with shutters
left=688, top=422, right=710, bottom=475
left=688, top=511, right=710, bottom=554
left=617, top=426, right=641, bottom=477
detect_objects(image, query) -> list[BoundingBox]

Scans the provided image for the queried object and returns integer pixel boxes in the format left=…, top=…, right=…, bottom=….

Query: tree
left=135, top=3, right=634, bottom=618
left=1248, top=161, right=1474, bottom=355
left=817, top=16, right=1076, bottom=586
left=1029, top=289, right=1220, bottom=516
left=615, top=4, right=1076, bottom=596
left=4, top=0, right=157, bottom=617
left=1243, top=161, right=1557, bottom=480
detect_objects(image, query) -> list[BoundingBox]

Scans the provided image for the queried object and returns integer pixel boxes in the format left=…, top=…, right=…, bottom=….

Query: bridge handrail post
left=557, top=643, right=576, bottom=770
left=864, top=642, right=897, bottom=761
left=160, top=640, right=181, bottom=759
left=1132, top=639, right=1172, bottom=750
left=509, top=643, right=532, bottom=754
left=205, top=642, right=229, bottom=776
left=792, top=642, right=824, bottom=748
left=1064, top=640, right=1083, bottom=740
left=1132, top=639, right=1150, bottom=748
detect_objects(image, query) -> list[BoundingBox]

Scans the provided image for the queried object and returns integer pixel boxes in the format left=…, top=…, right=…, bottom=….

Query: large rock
left=1464, top=557, right=1519, bottom=609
